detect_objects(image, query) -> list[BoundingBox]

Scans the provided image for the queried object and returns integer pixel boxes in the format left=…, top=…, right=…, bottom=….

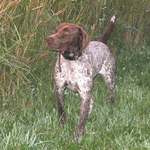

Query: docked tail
left=97, top=15, right=116, bottom=44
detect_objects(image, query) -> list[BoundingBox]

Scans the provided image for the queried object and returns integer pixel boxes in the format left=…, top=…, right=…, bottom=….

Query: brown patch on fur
left=86, top=69, right=91, bottom=76
left=56, top=23, right=89, bottom=49
left=75, top=83, right=81, bottom=92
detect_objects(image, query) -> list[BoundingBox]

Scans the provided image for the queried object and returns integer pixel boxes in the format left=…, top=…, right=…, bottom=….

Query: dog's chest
left=64, top=61, right=87, bottom=90
left=56, top=57, right=93, bottom=92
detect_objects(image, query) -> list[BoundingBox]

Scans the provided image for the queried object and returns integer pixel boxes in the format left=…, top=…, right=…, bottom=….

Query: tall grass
left=0, top=0, right=150, bottom=97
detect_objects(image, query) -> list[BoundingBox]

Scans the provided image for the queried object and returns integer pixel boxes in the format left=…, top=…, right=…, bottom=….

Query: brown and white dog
left=46, top=16, right=116, bottom=141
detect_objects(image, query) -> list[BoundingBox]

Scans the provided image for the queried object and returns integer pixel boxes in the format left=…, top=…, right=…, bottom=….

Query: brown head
left=46, top=23, right=89, bottom=60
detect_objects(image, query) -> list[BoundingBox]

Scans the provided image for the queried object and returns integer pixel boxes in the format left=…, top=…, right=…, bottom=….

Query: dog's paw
left=74, top=127, right=85, bottom=143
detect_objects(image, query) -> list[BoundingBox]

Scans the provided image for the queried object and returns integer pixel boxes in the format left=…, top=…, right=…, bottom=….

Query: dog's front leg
left=54, top=84, right=66, bottom=126
left=75, top=90, right=93, bottom=142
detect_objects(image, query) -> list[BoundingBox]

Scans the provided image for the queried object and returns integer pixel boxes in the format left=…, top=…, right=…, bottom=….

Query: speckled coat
left=54, top=41, right=116, bottom=141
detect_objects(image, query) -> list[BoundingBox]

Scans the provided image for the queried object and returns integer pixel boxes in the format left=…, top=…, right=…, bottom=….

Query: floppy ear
left=78, top=26, right=90, bottom=50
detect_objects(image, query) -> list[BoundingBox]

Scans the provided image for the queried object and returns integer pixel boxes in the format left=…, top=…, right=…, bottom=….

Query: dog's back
left=76, top=40, right=115, bottom=76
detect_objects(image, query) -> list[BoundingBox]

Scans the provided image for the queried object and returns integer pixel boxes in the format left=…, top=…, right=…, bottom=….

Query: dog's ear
left=78, top=26, right=89, bottom=50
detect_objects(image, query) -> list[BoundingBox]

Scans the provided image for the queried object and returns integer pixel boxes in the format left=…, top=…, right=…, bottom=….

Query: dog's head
left=46, top=23, right=89, bottom=60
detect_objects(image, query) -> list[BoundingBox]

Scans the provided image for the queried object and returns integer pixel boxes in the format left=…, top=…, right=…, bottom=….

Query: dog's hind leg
left=99, top=61, right=116, bottom=103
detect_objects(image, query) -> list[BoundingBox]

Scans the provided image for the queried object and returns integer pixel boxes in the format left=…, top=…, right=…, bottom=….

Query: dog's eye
left=61, top=32, right=70, bottom=38
left=63, top=31, right=70, bottom=36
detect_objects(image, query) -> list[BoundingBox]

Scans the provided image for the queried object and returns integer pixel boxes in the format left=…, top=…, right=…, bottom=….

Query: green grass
left=0, top=46, right=150, bottom=149
left=0, top=0, right=150, bottom=149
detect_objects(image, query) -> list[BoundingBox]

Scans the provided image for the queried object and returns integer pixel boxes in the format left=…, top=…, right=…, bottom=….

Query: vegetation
left=0, top=0, right=150, bottom=149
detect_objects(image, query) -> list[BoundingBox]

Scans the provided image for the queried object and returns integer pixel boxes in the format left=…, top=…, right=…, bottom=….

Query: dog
left=46, top=16, right=116, bottom=141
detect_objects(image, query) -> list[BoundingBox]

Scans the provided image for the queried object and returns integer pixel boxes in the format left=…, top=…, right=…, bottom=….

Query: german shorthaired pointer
left=46, top=16, right=116, bottom=141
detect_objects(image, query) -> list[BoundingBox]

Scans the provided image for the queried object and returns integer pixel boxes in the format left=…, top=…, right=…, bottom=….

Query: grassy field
left=0, top=0, right=150, bottom=149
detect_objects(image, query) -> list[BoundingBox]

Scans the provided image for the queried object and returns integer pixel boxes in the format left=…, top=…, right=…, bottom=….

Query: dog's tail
left=97, top=15, right=116, bottom=44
